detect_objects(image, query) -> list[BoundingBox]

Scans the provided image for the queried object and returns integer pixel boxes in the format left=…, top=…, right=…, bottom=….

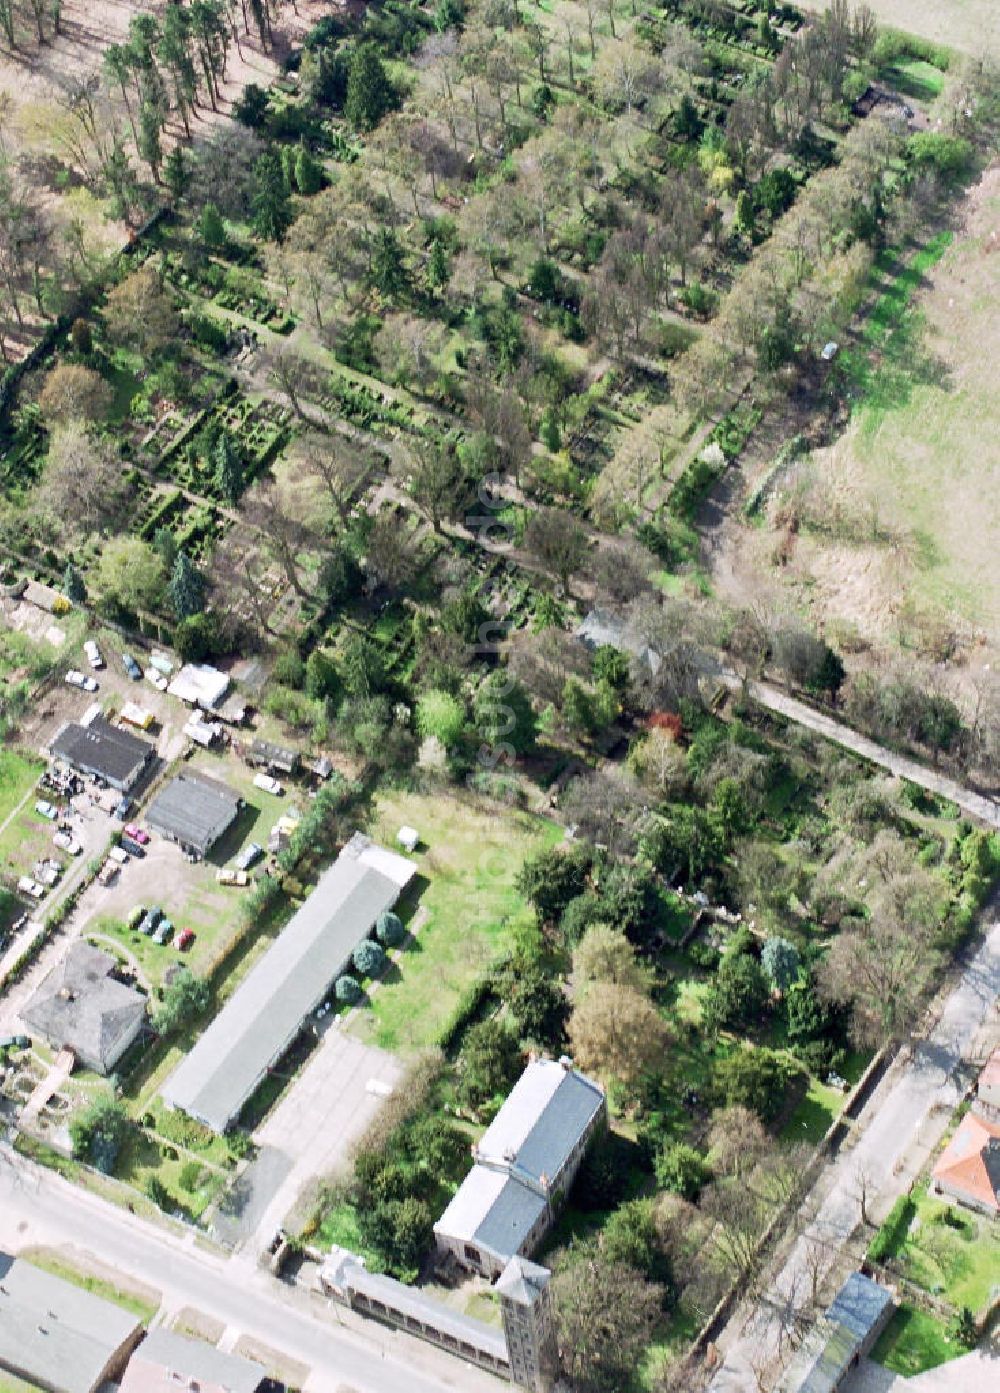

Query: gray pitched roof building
left=50, top=716, right=153, bottom=792
left=119, top=1328, right=267, bottom=1393
left=435, top=1058, right=606, bottom=1277
left=161, top=834, right=416, bottom=1132
left=20, top=941, right=147, bottom=1074
left=780, top=1272, right=894, bottom=1393
left=0, top=1255, right=143, bottom=1393
left=146, top=770, right=241, bottom=858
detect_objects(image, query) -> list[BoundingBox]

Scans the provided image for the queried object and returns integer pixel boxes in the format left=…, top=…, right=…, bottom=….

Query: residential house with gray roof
left=20, top=941, right=146, bottom=1074
left=0, top=1254, right=142, bottom=1393
left=435, top=1057, right=606, bottom=1278
left=119, top=1327, right=267, bottom=1393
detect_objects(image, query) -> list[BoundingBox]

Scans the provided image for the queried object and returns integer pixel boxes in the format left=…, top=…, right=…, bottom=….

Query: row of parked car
left=125, top=903, right=194, bottom=950
left=66, top=645, right=143, bottom=692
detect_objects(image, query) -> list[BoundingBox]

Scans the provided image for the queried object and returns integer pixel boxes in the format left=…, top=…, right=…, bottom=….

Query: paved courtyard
left=233, top=1026, right=405, bottom=1254
left=842, top=1346, right=1000, bottom=1393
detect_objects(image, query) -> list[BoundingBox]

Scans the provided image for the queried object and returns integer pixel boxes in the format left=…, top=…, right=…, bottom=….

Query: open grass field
left=0, top=747, right=42, bottom=828
left=798, top=0, right=1000, bottom=56
left=816, top=169, right=1000, bottom=637
left=346, top=787, right=562, bottom=1054
left=719, top=165, right=1000, bottom=661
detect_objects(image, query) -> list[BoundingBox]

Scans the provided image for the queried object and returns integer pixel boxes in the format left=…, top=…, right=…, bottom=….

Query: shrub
left=335, top=973, right=363, bottom=1004
left=146, top=1176, right=170, bottom=1208
left=376, top=910, right=405, bottom=947
left=713, top=1046, right=796, bottom=1123
left=353, top=939, right=386, bottom=978
left=272, top=651, right=306, bottom=689
left=654, top=1141, right=711, bottom=1200
left=69, top=1094, right=130, bottom=1174
left=178, top=1160, right=203, bottom=1191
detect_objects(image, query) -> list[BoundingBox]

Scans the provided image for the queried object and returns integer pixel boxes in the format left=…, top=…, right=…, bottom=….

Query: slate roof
left=0, top=1255, right=141, bottom=1393
left=50, top=716, right=153, bottom=790
left=435, top=1169, right=548, bottom=1265
left=576, top=608, right=661, bottom=676
left=146, top=770, right=241, bottom=855
left=494, top=1256, right=551, bottom=1307
left=161, top=834, right=415, bottom=1132
left=783, top=1273, right=893, bottom=1393
left=20, top=941, right=146, bottom=1072
left=932, top=1112, right=1000, bottom=1213
left=477, top=1058, right=606, bottom=1184
left=435, top=1060, right=605, bottom=1266
left=119, top=1328, right=266, bottom=1393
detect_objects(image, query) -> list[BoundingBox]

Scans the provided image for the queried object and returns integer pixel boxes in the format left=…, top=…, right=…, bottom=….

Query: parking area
left=225, top=1030, right=405, bottom=1253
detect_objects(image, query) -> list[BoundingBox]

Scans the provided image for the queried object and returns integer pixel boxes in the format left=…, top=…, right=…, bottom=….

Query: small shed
left=184, top=710, right=223, bottom=748
left=247, top=738, right=300, bottom=776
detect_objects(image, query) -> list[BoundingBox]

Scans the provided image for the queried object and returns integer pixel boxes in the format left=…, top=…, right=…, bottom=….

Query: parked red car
left=124, top=823, right=151, bottom=845
left=173, top=929, right=195, bottom=951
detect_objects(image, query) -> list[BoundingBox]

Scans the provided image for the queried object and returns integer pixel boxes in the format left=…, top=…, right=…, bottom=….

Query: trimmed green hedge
left=868, top=1194, right=916, bottom=1263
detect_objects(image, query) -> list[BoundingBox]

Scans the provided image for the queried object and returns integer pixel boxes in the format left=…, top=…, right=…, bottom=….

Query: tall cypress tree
left=169, top=551, right=205, bottom=620
left=252, top=151, right=293, bottom=243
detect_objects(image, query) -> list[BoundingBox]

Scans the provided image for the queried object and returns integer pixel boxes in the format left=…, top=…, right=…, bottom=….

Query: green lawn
left=0, top=748, right=48, bottom=880
left=0, top=1374, right=46, bottom=1393
left=781, top=1075, right=844, bottom=1144
left=779, top=1050, right=868, bottom=1144
left=315, top=1197, right=386, bottom=1272
left=0, top=748, right=42, bottom=824
left=871, top=1305, right=956, bottom=1377
left=346, top=789, right=561, bottom=1053
left=114, top=1126, right=227, bottom=1222
left=894, top=1191, right=1000, bottom=1312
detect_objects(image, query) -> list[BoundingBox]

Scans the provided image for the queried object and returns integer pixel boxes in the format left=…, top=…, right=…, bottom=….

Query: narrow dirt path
left=724, top=672, right=1000, bottom=830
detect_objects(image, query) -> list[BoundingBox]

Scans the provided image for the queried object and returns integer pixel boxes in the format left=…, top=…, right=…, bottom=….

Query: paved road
left=708, top=913, right=1000, bottom=1392
left=0, top=1144, right=506, bottom=1393
left=730, top=676, right=1000, bottom=831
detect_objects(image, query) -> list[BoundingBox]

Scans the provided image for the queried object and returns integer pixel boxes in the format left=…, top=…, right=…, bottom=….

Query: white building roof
left=167, top=663, right=230, bottom=710
left=435, top=1059, right=605, bottom=1267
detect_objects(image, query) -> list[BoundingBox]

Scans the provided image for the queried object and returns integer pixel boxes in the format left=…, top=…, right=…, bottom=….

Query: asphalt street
left=0, top=1144, right=507, bottom=1393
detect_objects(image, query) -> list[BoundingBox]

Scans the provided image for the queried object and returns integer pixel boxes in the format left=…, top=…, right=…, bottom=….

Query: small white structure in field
left=397, top=825, right=419, bottom=853
left=168, top=662, right=230, bottom=711
left=821, top=341, right=839, bottom=361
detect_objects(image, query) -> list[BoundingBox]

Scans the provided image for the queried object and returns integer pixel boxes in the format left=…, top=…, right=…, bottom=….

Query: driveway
left=708, top=912, right=1000, bottom=1392
left=234, top=1027, right=405, bottom=1255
